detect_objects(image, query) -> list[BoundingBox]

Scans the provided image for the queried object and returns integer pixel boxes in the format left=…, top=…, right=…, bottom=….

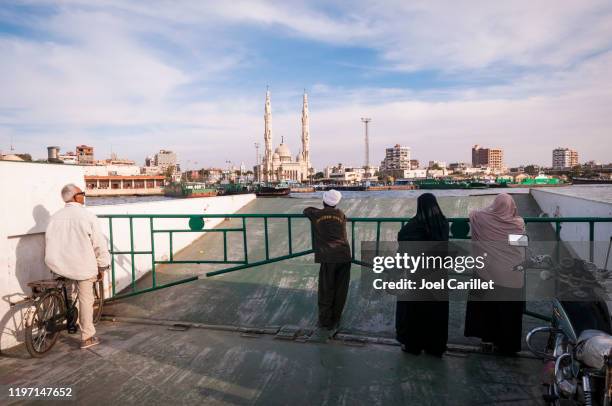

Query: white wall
left=0, top=161, right=86, bottom=351
left=531, top=189, right=612, bottom=268
left=0, top=160, right=255, bottom=350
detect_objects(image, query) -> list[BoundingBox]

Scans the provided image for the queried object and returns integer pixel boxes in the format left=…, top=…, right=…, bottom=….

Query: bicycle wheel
left=25, top=291, right=65, bottom=358
left=92, top=279, right=104, bottom=324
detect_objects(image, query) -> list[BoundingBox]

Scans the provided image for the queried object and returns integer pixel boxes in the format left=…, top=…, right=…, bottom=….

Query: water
left=86, top=185, right=612, bottom=207
left=86, top=195, right=179, bottom=206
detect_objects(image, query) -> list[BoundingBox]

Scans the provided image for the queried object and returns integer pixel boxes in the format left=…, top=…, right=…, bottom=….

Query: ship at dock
left=255, top=183, right=291, bottom=197
left=164, top=182, right=218, bottom=198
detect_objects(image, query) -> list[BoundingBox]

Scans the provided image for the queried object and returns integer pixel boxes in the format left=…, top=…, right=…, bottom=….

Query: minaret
left=301, top=91, right=310, bottom=167
left=264, top=88, right=273, bottom=182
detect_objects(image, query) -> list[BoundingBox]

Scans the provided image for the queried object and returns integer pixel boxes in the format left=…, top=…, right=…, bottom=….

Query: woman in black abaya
left=395, top=193, right=449, bottom=357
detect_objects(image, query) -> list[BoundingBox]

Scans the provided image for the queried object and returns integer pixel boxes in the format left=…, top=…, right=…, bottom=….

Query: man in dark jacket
left=303, top=189, right=351, bottom=335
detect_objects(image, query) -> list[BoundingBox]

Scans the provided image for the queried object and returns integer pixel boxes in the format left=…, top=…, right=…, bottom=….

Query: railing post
left=264, top=217, right=269, bottom=260
left=150, top=217, right=156, bottom=288
left=223, top=230, right=228, bottom=262
left=351, top=221, right=355, bottom=261
left=129, top=217, right=135, bottom=291
left=242, top=217, right=249, bottom=264
left=589, top=221, right=595, bottom=263
left=287, top=217, right=293, bottom=255
left=169, top=231, right=174, bottom=262
left=109, top=217, right=116, bottom=297
left=375, top=221, right=381, bottom=256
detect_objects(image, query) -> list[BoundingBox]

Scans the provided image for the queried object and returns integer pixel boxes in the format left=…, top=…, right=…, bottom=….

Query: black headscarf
left=413, top=193, right=449, bottom=241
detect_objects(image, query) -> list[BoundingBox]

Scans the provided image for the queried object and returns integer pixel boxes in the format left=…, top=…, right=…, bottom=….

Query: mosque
left=259, top=90, right=313, bottom=183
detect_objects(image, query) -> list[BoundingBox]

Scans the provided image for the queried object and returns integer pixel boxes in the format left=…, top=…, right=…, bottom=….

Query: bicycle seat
left=27, top=279, right=64, bottom=289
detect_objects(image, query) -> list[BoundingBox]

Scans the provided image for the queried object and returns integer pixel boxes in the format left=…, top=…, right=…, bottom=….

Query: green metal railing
left=99, top=214, right=612, bottom=311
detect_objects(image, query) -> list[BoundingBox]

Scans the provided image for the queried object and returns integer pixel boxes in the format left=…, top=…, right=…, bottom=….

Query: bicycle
left=11, top=275, right=105, bottom=358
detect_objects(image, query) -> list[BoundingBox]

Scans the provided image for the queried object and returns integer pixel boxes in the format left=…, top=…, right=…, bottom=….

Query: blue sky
left=1, top=0, right=611, bottom=169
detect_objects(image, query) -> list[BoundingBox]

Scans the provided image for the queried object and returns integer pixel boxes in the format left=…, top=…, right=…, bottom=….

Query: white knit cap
left=323, top=189, right=342, bottom=206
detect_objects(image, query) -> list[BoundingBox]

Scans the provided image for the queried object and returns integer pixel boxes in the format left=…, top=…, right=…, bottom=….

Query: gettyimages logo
left=371, top=252, right=488, bottom=274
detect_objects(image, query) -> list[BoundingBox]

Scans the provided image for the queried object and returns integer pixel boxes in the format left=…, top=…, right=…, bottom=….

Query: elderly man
left=45, top=184, right=110, bottom=349
left=303, top=189, right=352, bottom=338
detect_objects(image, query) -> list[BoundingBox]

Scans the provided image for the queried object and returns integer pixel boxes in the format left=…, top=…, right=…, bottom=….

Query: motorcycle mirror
left=509, top=234, right=529, bottom=247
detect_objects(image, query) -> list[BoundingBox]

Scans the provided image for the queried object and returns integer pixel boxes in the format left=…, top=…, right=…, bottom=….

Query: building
left=472, top=145, right=503, bottom=170
left=448, top=162, right=470, bottom=172
left=396, top=169, right=428, bottom=179
left=380, top=144, right=411, bottom=174
left=260, top=90, right=312, bottom=183
left=410, top=159, right=419, bottom=169
left=552, top=147, right=579, bottom=169
left=76, top=145, right=94, bottom=164
left=323, top=164, right=377, bottom=185
left=58, top=151, right=78, bottom=164
left=428, top=161, right=447, bottom=169
left=84, top=175, right=166, bottom=196
left=154, top=150, right=178, bottom=172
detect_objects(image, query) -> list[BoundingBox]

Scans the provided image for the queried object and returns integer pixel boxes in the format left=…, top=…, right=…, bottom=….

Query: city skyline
left=1, top=1, right=612, bottom=168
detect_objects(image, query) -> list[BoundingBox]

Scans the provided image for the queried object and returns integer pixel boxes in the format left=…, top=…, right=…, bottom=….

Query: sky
left=1, top=0, right=611, bottom=170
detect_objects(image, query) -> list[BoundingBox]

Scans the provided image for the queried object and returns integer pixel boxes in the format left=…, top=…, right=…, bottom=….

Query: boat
left=255, top=183, right=291, bottom=197
left=164, top=182, right=218, bottom=198
left=519, top=174, right=564, bottom=186
left=217, top=183, right=253, bottom=195
left=572, top=177, right=612, bottom=185
left=416, top=179, right=470, bottom=189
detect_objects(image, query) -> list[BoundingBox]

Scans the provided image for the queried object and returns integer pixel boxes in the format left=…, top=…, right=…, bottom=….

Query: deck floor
left=1, top=320, right=544, bottom=405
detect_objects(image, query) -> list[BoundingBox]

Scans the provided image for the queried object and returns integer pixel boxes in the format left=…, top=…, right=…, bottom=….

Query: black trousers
left=318, top=262, right=351, bottom=328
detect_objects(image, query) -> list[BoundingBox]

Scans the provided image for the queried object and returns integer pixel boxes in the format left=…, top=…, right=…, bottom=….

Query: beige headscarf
left=469, top=193, right=526, bottom=288
left=470, top=193, right=525, bottom=241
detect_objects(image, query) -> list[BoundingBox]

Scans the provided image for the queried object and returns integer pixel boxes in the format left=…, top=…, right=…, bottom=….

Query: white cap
left=323, top=189, right=342, bottom=206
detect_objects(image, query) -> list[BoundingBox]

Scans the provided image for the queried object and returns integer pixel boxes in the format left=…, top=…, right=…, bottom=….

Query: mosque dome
left=274, top=143, right=292, bottom=158
left=272, top=152, right=280, bottom=161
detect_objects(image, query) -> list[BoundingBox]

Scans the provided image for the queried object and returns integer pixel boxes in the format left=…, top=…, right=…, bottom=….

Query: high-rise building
left=552, top=147, right=579, bottom=169
left=472, top=145, right=503, bottom=170
left=380, top=144, right=411, bottom=172
left=76, top=145, right=94, bottom=164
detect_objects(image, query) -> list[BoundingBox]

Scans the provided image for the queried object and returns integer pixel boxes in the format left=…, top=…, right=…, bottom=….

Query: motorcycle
left=518, top=235, right=612, bottom=405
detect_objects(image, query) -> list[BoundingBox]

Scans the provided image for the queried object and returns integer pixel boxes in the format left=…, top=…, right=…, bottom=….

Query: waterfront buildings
left=259, top=90, right=313, bottom=183
left=428, top=160, right=447, bottom=169
left=76, top=145, right=95, bottom=164
left=84, top=175, right=166, bottom=196
left=471, top=145, right=504, bottom=171
left=552, top=147, right=579, bottom=169
left=380, top=144, right=412, bottom=179
left=323, top=164, right=377, bottom=185
left=380, top=144, right=411, bottom=171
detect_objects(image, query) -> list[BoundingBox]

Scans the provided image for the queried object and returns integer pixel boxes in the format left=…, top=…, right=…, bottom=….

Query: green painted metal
left=264, top=217, right=269, bottom=260
left=169, top=231, right=173, bottom=262
left=97, top=213, right=612, bottom=303
left=150, top=217, right=156, bottom=288
left=188, top=216, right=205, bottom=231
left=287, top=217, right=293, bottom=255
left=206, top=250, right=314, bottom=277
left=129, top=217, right=135, bottom=291
left=105, top=276, right=199, bottom=302
left=109, top=217, right=116, bottom=297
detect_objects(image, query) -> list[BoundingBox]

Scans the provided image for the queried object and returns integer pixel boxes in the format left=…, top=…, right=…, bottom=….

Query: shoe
left=80, top=336, right=100, bottom=349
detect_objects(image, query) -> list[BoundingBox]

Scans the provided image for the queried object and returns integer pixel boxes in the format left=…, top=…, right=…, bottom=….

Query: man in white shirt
left=45, top=184, right=110, bottom=349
